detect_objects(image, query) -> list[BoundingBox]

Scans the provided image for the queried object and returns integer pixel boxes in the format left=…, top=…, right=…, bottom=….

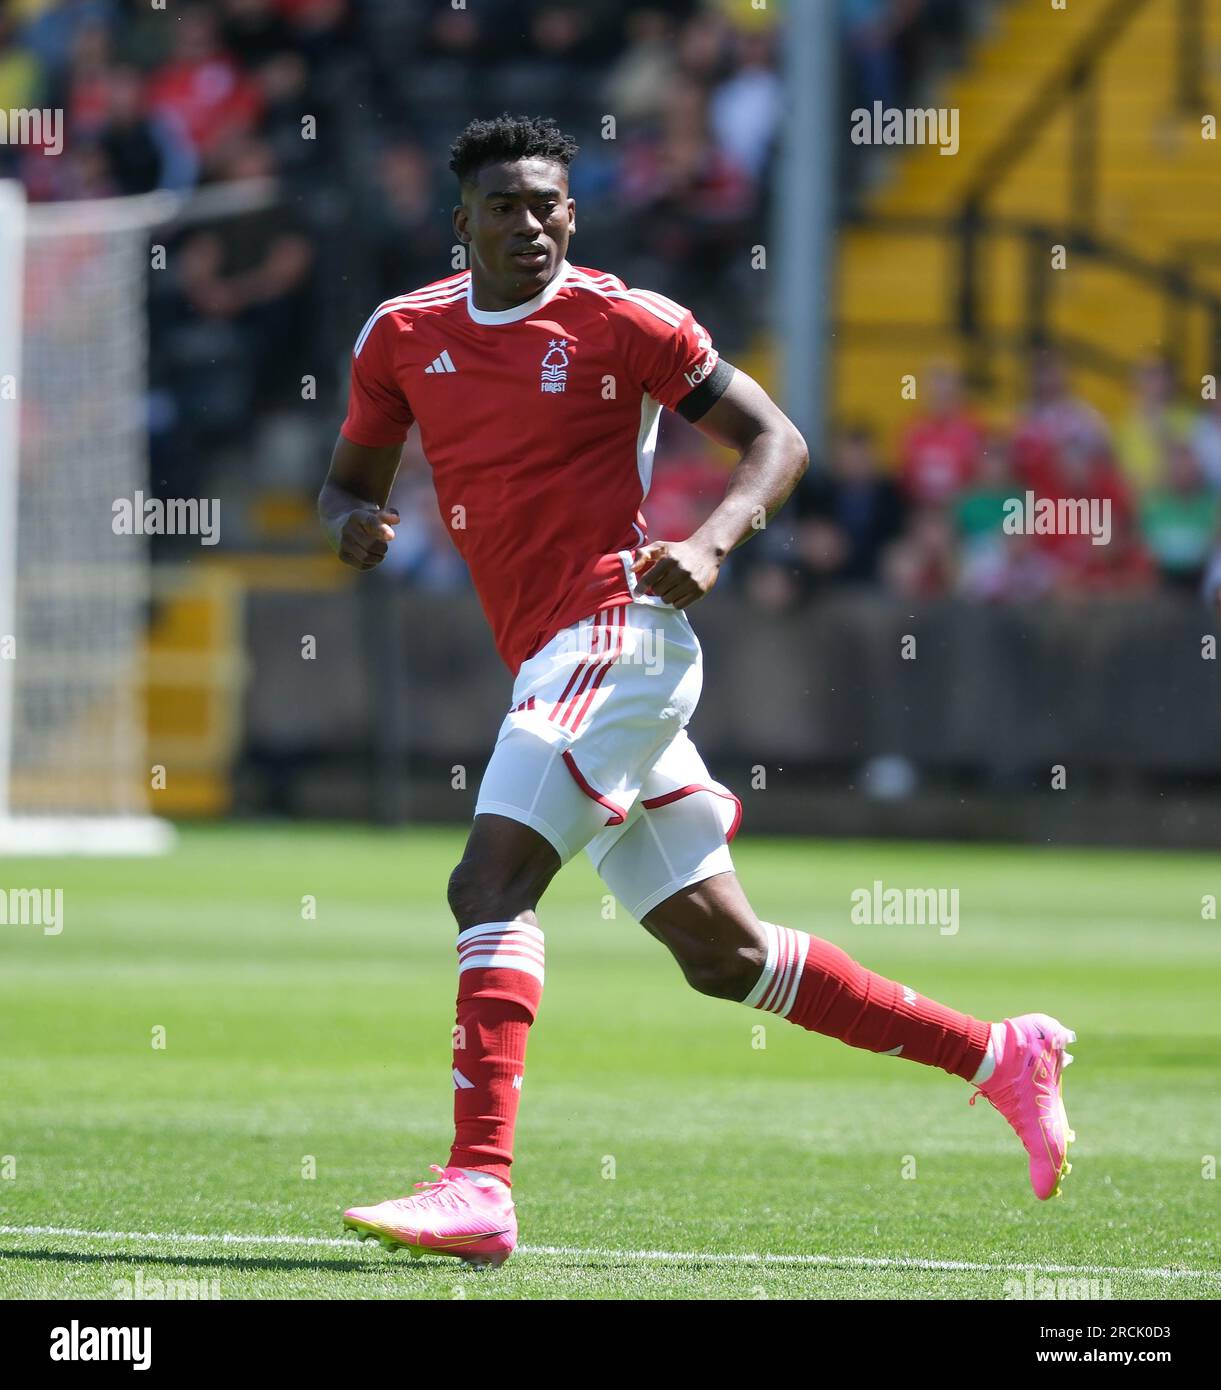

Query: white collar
left=466, top=259, right=571, bottom=325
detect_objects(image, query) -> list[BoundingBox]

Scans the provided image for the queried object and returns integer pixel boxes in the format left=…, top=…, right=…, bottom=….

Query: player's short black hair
left=449, top=113, right=579, bottom=188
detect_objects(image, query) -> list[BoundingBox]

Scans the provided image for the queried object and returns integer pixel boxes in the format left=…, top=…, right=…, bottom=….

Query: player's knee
left=446, top=854, right=548, bottom=929
left=446, top=857, right=499, bottom=926
left=677, top=941, right=766, bottom=1002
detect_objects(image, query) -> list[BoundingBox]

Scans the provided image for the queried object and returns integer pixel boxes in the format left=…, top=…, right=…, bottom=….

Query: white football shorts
left=474, top=596, right=741, bottom=920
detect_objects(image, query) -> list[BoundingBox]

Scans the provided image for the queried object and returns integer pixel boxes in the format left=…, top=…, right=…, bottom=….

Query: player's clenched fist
left=632, top=538, right=721, bottom=609
left=331, top=507, right=400, bottom=571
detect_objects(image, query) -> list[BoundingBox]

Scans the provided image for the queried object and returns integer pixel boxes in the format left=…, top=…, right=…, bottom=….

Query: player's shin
left=449, top=921, right=544, bottom=1186
left=743, top=921, right=991, bottom=1080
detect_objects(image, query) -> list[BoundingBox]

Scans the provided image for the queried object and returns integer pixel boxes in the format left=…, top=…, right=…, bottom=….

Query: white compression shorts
left=474, top=598, right=740, bottom=921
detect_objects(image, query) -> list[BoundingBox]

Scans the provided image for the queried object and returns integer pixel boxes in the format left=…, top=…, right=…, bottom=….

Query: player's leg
left=640, top=868, right=993, bottom=1075
left=343, top=726, right=597, bottom=1267
left=444, top=808, right=560, bottom=1187
left=342, top=811, right=560, bottom=1268
left=595, top=736, right=1076, bottom=1200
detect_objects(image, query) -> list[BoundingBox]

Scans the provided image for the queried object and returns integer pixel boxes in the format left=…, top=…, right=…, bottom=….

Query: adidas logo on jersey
left=425, top=349, right=457, bottom=374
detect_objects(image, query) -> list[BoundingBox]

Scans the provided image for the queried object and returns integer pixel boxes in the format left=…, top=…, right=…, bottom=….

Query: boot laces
left=391, top=1165, right=469, bottom=1213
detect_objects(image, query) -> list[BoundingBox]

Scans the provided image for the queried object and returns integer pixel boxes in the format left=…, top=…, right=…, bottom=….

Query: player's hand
left=632, top=539, right=721, bottom=609
left=333, top=507, right=399, bottom=571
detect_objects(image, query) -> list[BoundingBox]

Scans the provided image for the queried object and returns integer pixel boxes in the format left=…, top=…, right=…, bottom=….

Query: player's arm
left=318, top=435, right=403, bottom=571
left=635, top=369, right=809, bottom=608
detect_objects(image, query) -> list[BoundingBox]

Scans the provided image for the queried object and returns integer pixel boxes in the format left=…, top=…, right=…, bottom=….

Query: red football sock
left=744, top=922, right=990, bottom=1080
left=448, top=921, right=544, bottom=1187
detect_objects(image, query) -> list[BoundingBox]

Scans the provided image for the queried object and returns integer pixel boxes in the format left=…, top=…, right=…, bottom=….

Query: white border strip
left=0, top=1226, right=1215, bottom=1282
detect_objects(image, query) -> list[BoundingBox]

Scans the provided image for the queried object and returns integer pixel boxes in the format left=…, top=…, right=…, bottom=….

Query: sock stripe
left=459, top=953, right=544, bottom=976
left=456, top=922, right=545, bottom=983
left=457, top=933, right=545, bottom=960
left=758, top=927, right=792, bottom=1013
left=748, top=922, right=810, bottom=1018
left=457, top=921, right=544, bottom=947
left=773, top=932, right=809, bottom=1017
left=742, top=922, right=780, bottom=1010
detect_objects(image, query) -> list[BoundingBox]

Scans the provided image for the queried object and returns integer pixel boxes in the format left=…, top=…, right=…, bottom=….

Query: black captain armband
left=675, top=358, right=735, bottom=423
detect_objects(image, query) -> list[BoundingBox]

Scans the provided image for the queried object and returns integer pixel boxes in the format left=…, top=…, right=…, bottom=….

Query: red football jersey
left=341, top=261, right=727, bottom=672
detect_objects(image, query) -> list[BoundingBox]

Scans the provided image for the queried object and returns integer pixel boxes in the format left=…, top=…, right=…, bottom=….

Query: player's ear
left=452, top=204, right=470, bottom=243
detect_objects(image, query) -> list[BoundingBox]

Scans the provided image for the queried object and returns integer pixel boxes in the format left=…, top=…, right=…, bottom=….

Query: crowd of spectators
left=1, top=1, right=972, bottom=493
left=11, top=3, right=1204, bottom=612
left=2, top=0, right=799, bottom=499
left=748, top=351, right=1221, bottom=612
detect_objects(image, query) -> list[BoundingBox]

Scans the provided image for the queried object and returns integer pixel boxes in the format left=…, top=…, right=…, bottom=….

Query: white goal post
left=0, top=181, right=176, bottom=855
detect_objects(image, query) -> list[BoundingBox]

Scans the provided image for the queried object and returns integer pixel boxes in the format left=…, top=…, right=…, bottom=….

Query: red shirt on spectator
left=146, top=53, right=262, bottom=158
left=899, top=412, right=984, bottom=504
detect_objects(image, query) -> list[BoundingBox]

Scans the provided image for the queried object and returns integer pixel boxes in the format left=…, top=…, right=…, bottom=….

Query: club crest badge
left=540, top=338, right=569, bottom=393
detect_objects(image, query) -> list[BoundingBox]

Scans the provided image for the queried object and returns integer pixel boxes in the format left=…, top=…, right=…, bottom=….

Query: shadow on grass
left=0, top=1245, right=758, bottom=1280
left=0, top=1246, right=418, bottom=1277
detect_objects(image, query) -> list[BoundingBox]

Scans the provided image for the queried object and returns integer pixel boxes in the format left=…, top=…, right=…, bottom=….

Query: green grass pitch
left=1, top=824, right=1217, bottom=1300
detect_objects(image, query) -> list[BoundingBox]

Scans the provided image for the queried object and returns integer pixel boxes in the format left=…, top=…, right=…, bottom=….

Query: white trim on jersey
left=564, top=266, right=685, bottom=328
left=635, top=392, right=663, bottom=501
left=465, top=259, right=573, bottom=326
left=353, top=276, right=469, bottom=357
left=572, top=267, right=626, bottom=291
left=629, top=286, right=689, bottom=322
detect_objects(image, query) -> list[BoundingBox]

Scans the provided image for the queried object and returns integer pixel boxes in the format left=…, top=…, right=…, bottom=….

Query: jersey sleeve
left=340, top=310, right=415, bottom=448
left=618, top=292, right=735, bottom=421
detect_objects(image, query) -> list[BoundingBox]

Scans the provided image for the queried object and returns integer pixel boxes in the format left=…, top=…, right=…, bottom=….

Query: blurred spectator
left=960, top=527, right=1060, bottom=603
left=709, top=28, right=781, bottom=183
left=1113, top=356, right=1194, bottom=494
left=220, top=0, right=293, bottom=69
left=953, top=432, right=1055, bottom=601
left=17, top=0, right=115, bottom=80
left=175, top=137, right=312, bottom=391
left=1029, top=427, right=1135, bottom=578
left=954, top=431, right=1012, bottom=542
left=150, top=135, right=313, bottom=492
left=794, top=425, right=908, bottom=586
left=882, top=504, right=958, bottom=599
left=59, top=17, right=113, bottom=139
left=0, top=12, right=45, bottom=180
left=1011, top=349, right=1111, bottom=495
left=1138, top=441, right=1221, bottom=590
left=98, top=63, right=197, bottom=194
left=1190, top=390, right=1221, bottom=492
left=1058, top=511, right=1156, bottom=597
left=840, top=0, right=925, bottom=113
left=602, top=8, right=677, bottom=128
left=0, top=13, right=40, bottom=98
left=617, top=75, right=754, bottom=340
left=899, top=361, right=984, bottom=505
left=360, top=140, right=450, bottom=294
left=145, top=5, right=262, bottom=166
left=675, top=9, right=733, bottom=85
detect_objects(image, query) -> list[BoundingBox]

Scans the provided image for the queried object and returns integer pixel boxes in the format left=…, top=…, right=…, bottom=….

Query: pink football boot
left=343, top=1165, right=516, bottom=1268
left=971, top=1013, right=1077, bottom=1199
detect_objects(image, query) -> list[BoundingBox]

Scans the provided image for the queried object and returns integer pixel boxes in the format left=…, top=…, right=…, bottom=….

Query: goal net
left=0, top=181, right=175, bottom=855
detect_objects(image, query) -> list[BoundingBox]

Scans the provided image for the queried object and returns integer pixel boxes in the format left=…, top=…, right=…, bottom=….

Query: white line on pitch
left=0, top=1225, right=1216, bottom=1282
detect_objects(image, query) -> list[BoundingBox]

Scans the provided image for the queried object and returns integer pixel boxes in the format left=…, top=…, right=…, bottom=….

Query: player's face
left=456, top=158, right=575, bottom=310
